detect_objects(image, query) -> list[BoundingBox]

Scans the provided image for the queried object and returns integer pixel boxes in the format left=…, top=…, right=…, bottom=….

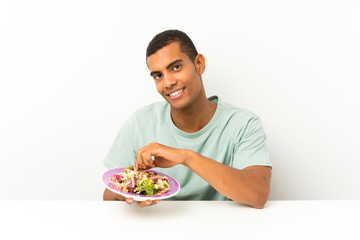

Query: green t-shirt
left=103, top=96, right=272, bottom=200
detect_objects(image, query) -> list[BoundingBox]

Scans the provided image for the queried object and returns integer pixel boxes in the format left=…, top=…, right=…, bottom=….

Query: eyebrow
left=150, top=59, right=183, bottom=77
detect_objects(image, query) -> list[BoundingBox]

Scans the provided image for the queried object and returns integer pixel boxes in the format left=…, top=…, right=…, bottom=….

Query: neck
left=170, top=95, right=217, bottom=133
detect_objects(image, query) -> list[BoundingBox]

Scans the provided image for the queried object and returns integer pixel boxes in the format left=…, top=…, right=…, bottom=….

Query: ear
left=195, top=54, right=205, bottom=74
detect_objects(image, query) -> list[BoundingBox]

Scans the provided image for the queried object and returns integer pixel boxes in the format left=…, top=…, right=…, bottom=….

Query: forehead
left=146, top=42, right=190, bottom=70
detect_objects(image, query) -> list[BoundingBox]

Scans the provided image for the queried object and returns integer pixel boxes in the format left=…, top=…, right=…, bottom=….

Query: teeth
left=169, top=89, right=183, bottom=97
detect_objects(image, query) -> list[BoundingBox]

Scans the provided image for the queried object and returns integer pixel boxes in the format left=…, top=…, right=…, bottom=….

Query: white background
left=1, top=0, right=359, bottom=200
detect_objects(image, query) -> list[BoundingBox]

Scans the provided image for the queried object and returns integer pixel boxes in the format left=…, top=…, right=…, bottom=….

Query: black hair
left=146, top=29, right=198, bottom=62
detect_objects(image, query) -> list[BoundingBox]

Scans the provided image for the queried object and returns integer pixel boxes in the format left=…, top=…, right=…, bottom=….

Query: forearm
left=103, top=188, right=126, bottom=201
left=183, top=151, right=271, bottom=209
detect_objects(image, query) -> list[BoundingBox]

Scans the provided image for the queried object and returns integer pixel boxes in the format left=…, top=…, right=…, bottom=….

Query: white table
left=0, top=200, right=359, bottom=240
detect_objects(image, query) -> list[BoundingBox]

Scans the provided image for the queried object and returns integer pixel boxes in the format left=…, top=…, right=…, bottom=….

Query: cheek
left=155, top=82, right=163, bottom=94
left=188, top=74, right=201, bottom=92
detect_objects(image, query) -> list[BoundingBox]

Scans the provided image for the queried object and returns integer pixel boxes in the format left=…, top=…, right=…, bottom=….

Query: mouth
left=166, top=87, right=185, bottom=99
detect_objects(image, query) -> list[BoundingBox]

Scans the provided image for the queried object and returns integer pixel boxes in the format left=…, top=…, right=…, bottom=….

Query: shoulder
left=117, top=101, right=169, bottom=135
left=132, top=101, right=168, bottom=118
left=125, top=101, right=169, bottom=127
left=215, top=98, right=268, bottom=149
left=216, top=97, right=259, bottom=125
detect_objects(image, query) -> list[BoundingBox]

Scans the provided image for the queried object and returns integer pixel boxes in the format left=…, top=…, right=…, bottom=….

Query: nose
left=163, top=74, right=177, bottom=89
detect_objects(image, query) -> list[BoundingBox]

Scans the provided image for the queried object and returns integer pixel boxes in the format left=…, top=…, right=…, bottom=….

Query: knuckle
left=150, top=142, right=158, bottom=147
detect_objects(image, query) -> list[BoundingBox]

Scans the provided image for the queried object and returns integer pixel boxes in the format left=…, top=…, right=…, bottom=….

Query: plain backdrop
left=1, top=0, right=359, bottom=200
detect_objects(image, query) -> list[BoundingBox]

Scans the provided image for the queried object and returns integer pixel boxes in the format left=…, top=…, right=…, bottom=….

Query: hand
left=125, top=198, right=161, bottom=207
left=134, top=142, right=190, bottom=171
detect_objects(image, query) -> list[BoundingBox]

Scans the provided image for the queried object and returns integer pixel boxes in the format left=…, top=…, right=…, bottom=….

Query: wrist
left=182, top=149, right=197, bottom=167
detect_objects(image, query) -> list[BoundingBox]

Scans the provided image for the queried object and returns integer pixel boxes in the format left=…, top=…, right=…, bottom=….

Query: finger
left=135, top=150, right=142, bottom=171
left=135, top=160, right=146, bottom=171
left=137, top=156, right=152, bottom=171
left=135, top=152, right=144, bottom=171
left=138, top=162, right=148, bottom=171
left=125, top=198, right=134, bottom=204
left=142, top=151, right=156, bottom=168
left=147, top=199, right=161, bottom=206
left=135, top=146, right=151, bottom=171
left=137, top=199, right=152, bottom=208
left=135, top=143, right=163, bottom=169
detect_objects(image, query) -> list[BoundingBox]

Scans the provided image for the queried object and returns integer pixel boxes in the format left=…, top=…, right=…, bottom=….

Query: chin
left=170, top=101, right=192, bottom=111
left=163, top=95, right=193, bottom=110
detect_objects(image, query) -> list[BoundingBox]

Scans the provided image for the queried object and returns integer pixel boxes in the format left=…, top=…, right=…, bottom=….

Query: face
left=147, top=42, right=205, bottom=111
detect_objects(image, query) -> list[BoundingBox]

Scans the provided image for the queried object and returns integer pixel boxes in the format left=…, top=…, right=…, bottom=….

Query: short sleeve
left=232, top=115, right=272, bottom=170
left=103, top=117, right=137, bottom=169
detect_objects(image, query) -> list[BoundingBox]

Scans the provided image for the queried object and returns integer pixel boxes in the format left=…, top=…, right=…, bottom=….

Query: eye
left=173, top=65, right=181, bottom=71
left=154, top=74, right=162, bottom=80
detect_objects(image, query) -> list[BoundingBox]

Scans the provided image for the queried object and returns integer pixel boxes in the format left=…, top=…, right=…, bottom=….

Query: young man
left=103, top=30, right=272, bottom=208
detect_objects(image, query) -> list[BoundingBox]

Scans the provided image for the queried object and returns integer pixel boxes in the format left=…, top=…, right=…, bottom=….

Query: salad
left=109, top=166, right=170, bottom=196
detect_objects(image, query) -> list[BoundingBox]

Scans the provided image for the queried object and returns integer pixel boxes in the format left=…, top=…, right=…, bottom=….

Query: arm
left=184, top=151, right=271, bottom=209
left=135, top=143, right=271, bottom=209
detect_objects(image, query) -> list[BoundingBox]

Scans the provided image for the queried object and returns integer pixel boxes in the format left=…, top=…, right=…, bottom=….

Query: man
left=103, top=30, right=272, bottom=208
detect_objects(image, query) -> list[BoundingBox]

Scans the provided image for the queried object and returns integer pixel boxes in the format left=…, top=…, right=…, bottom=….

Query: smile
left=167, top=87, right=185, bottom=99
